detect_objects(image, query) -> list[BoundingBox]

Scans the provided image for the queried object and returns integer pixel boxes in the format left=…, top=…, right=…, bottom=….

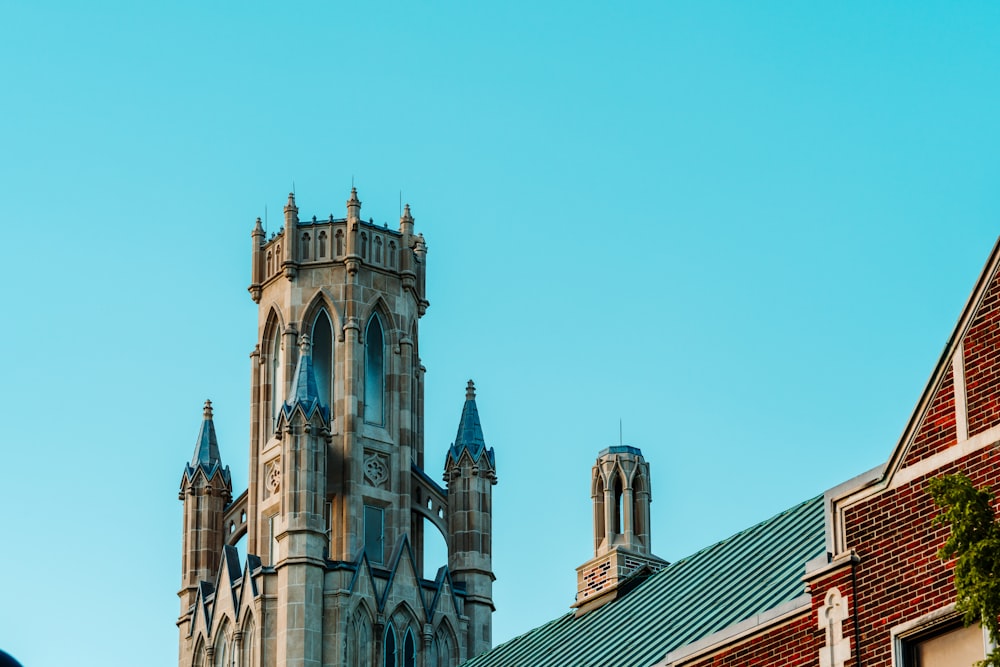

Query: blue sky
left=2, top=2, right=999, bottom=665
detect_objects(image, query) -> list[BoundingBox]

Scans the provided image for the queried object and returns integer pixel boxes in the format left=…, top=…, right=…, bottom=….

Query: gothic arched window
left=403, top=628, right=416, bottom=667
left=375, top=236, right=383, bottom=263
left=383, top=622, right=397, bottom=667
left=318, top=231, right=327, bottom=258
left=270, top=330, right=283, bottom=431
left=361, top=233, right=368, bottom=260
left=302, top=233, right=311, bottom=260
left=312, top=310, right=333, bottom=412
left=364, top=314, right=385, bottom=425
left=335, top=230, right=344, bottom=256
left=389, top=241, right=397, bottom=268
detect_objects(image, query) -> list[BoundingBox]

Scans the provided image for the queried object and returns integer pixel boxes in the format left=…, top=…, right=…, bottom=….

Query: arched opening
left=312, top=310, right=333, bottom=412
left=383, top=621, right=397, bottom=667
left=270, top=327, right=283, bottom=432
left=318, top=230, right=327, bottom=258
left=335, top=230, right=344, bottom=256
left=423, top=516, right=448, bottom=580
left=213, top=620, right=230, bottom=667
left=361, top=233, right=368, bottom=260
left=301, top=233, right=311, bottom=260
left=403, top=628, right=416, bottom=667
left=364, top=313, right=385, bottom=425
left=389, top=241, right=397, bottom=268
left=375, top=236, right=383, bottom=263
left=431, top=621, right=457, bottom=667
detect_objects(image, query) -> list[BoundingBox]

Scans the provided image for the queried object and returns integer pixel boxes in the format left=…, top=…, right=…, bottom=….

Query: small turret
left=445, top=380, right=497, bottom=656
left=399, top=203, right=414, bottom=236
left=178, top=401, right=233, bottom=612
left=573, top=446, right=666, bottom=615
left=283, top=193, right=299, bottom=280
left=347, top=187, right=361, bottom=223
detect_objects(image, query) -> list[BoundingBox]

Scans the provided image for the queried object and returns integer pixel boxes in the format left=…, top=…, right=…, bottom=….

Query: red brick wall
left=837, top=446, right=1000, bottom=666
left=965, top=269, right=1000, bottom=437
left=902, top=366, right=956, bottom=466
left=682, top=613, right=819, bottom=667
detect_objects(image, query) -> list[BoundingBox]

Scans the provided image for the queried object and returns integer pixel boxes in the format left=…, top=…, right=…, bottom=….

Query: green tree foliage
left=928, top=473, right=1000, bottom=667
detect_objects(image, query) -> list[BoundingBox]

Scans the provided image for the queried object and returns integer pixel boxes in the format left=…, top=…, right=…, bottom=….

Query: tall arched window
left=361, top=233, right=368, bottom=260
left=383, top=622, right=397, bottom=667
left=364, top=314, right=385, bottom=425
left=271, top=330, right=283, bottom=431
left=403, top=628, right=416, bottom=667
left=302, top=233, right=311, bottom=260
left=375, top=236, right=383, bottom=263
left=335, top=230, right=344, bottom=256
left=318, top=231, right=327, bottom=258
left=312, top=310, right=333, bottom=412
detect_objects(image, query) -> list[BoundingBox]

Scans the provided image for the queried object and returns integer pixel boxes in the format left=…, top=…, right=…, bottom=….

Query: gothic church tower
left=177, top=189, right=497, bottom=667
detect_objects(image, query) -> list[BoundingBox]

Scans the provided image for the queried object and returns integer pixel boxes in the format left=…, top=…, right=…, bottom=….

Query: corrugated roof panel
left=463, top=495, right=825, bottom=667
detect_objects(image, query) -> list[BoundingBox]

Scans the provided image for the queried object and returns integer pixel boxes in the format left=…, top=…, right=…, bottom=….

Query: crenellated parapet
left=248, top=192, right=427, bottom=312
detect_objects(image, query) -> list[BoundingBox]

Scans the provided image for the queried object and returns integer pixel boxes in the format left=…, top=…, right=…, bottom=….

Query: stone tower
left=572, top=446, right=666, bottom=615
left=177, top=189, right=497, bottom=667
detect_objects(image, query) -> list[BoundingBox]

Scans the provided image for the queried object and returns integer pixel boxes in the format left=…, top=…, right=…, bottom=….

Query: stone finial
left=203, top=399, right=213, bottom=419
left=299, top=332, right=311, bottom=356
left=466, top=379, right=476, bottom=401
left=285, top=192, right=297, bottom=211
left=253, top=217, right=264, bottom=236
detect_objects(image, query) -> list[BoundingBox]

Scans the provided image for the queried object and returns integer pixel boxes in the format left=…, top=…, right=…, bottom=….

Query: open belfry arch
left=177, top=189, right=498, bottom=667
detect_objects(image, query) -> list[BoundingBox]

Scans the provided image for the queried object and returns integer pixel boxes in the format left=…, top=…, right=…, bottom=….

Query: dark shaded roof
left=447, top=380, right=495, bottom=467
left=462, top=495, right=826, bottom=667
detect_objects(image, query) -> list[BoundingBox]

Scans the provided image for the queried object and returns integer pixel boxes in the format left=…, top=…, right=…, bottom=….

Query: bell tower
left=572, top=446, right=666, bottom=615
left=177, top=188, right=497, bottom=667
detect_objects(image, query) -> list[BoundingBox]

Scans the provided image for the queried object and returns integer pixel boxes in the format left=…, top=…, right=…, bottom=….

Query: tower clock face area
left=179, top=190, right=496, bottom=667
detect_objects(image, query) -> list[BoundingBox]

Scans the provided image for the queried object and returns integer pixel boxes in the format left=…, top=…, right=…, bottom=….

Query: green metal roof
left=463, top=495, right=825, bottom=667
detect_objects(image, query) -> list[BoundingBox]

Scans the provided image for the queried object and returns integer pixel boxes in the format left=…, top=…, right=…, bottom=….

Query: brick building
left=466, top=239, right=1000, bottom=667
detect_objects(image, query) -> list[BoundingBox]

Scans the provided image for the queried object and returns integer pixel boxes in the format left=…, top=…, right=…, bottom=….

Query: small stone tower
left=178, top=401, right=233, bottom=611
left=445, top=381, right=498, bottom=656
left=177, top=188, right=497, bottom=667
left=573, top=446, right=666, bottom=615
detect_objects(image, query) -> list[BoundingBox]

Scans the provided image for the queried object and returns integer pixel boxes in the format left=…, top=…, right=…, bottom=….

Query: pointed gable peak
left=282, top=333, right=329, bottom=423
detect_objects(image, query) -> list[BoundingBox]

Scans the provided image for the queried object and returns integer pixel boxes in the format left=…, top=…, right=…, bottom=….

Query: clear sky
left=2, top=2, right=999, bottom=665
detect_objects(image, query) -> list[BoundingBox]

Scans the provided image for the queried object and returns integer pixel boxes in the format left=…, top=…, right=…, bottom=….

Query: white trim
left=655, top=594, right=811, bottom=666
left=889, top=603, right=988, bottom=667
left=953, top=342, right=969, bottom=443
left=828, top=425, right=1000, bottom=556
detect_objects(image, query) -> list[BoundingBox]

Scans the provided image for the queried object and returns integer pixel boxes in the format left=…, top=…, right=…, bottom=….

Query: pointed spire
left=184, top=400, right=231, bottom=486
left=283, top=334, right=328, bottom=422
left=447, top=380, right=494, bottom=466
left=285, top=192, right=297, bottom=210
left=252, top=216, right=265, bottom=238
left=190, top=400, right=222, bottom=469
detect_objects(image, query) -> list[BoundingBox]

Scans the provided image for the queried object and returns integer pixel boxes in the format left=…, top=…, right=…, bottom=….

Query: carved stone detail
left=364, top=451, right=389, bottom=487
left=264, top=457, right=281, bottom=498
